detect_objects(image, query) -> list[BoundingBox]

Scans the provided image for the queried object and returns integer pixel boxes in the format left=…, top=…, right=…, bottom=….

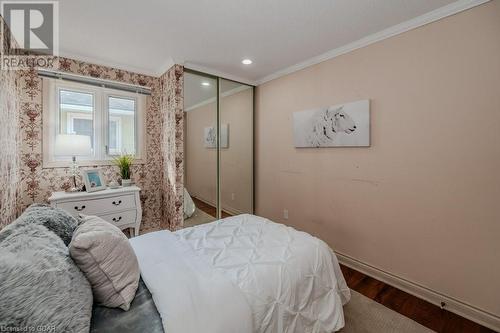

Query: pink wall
left=255, top=1, right=500, bottom=318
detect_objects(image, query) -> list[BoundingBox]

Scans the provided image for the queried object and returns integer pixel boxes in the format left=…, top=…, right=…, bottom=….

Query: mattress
left=130, top=214, right=350, bottom=333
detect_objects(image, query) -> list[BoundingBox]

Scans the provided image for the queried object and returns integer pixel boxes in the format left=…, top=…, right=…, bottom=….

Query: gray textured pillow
left=69, top=215, right=140, bottom=311
left=0, top=221, right=93, bottom=332
left=0, top=203, right=80, bottom=246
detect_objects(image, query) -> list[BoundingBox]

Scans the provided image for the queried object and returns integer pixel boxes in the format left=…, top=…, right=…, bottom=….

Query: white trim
left=185, top=85, right=252, bottom=112
left=335, top=251, right=500, bottom=332
left=157, top=57, right=176, bottom=76
left=255, top=0, right=491, bottom=85
left=58, top=50, right=159, bottom=77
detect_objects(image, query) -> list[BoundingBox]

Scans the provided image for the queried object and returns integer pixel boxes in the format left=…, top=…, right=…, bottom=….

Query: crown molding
left=156, top=57, right=176, bottom=76
left=255, top=0, right=491, bottom=85
left=58, top=50, right=159, bottom=77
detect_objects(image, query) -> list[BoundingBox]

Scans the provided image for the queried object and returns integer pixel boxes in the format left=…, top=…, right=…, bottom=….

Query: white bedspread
left=130, top=214, right=350, bottom=333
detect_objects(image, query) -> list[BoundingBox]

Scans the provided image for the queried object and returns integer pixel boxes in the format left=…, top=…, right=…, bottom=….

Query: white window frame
left=42, top=78, right=146, bottom=168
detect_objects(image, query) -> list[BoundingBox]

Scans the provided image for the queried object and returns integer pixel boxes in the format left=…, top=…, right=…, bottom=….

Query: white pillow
left=69, top=215, right=139, bottom=310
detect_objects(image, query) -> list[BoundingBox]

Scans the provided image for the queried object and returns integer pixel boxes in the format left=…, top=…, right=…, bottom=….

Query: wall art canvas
left=204, top=124, right=229, bottom=148
left=293, top=100, right=370, bottom=147
left=204, top=126, right=216, bottom=148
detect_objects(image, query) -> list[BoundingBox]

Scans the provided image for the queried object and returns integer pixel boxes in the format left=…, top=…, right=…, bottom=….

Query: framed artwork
left=204, top=124, right=229, bottom=149
left=293, top=100, right=370, bottom=147
left=81, top=168, right=107, bottom=192
left=204, top=126, right=216, bottom=148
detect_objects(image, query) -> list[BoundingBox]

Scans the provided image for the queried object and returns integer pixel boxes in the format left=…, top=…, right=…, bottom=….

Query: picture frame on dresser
left=48, top=186, right=143, bottom=237
left=81, top=169, right=107, bottom=192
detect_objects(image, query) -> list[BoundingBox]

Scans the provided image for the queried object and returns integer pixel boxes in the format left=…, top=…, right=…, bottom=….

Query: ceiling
left=58, top=0, right=480, bottom=84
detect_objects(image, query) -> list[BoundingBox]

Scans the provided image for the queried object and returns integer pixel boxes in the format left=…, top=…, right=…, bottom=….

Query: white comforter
left=130, top=214, right=350, bottom=333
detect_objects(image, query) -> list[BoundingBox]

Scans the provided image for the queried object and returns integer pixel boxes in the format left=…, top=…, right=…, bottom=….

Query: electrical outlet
left=231, top=193, right=235, bottom=201
left=283, top=209, right=289, bottom=220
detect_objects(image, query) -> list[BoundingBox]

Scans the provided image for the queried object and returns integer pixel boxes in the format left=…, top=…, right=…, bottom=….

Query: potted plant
left=113, top=154, right=134, bottom=187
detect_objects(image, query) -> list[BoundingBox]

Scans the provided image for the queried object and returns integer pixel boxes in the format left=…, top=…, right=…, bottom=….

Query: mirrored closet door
left=219, top=78, right=253, bottom=218
left=183, top=71, right=218, bottom=226
left=183, top=70, right=254, bottom=227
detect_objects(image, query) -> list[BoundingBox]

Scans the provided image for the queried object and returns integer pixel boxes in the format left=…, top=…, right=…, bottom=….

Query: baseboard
left=221, top=205, right=245, bottom=216
left=191, top=195, right=243, bottom=217
left=335, top=251, right=500, bottom=332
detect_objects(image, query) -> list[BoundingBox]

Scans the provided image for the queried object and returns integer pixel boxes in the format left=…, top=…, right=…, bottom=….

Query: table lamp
left=55, top=134, right=92, bottom=192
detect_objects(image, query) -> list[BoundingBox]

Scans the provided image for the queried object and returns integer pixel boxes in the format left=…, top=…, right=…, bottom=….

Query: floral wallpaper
left=11, top=57, right=184, bottom=233
left=0, top=18, right=21, bottom=228
left=159, top=65, right=184, bottom=230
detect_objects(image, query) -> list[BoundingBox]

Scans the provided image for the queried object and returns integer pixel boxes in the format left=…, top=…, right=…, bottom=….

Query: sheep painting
left=293, top=100, right=370, bottom=147
left=204, top=126, right=217, bottom=148
left=204, top=124, right=229, bottom=148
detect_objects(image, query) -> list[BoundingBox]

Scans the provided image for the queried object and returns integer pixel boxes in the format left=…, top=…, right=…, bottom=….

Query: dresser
left=48, top=186, right=142, bottom=236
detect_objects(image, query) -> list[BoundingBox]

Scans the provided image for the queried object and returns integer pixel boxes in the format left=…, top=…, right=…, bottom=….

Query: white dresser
left=48, top=186, right=142, bottom=236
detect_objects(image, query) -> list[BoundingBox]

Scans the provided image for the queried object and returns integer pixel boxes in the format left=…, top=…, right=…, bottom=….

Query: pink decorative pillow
left=69, top=215, right=139, bottom=310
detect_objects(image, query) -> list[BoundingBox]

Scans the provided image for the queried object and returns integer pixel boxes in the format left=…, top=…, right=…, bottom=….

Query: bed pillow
left=69, top=215, right=140, bottom=310
left=0, top=221, right=93, bottom=332
left=0, top=203, right=80, bottom=246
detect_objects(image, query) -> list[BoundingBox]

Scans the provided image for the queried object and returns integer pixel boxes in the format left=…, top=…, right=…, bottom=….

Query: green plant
left=113, top=154, right=134, bottom=180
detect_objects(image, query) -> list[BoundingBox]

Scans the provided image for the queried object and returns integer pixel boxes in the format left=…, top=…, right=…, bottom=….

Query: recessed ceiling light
left=242, top=59, right=253, bottom=65
left=201, top=82, right=210, bottom=86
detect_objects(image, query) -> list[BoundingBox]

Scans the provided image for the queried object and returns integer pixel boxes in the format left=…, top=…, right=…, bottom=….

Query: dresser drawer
left=56, top=194, right=136, bottom=216
left=99, top=210, right=137, bottom=228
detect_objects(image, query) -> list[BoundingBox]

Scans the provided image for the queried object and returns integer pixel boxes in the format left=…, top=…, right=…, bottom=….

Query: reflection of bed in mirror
left=183, top=188, right=216, bottom=227
left=183, top=188, right=195, bottom=218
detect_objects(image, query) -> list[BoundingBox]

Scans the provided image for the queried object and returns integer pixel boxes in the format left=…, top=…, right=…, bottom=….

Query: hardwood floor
left=192, top=197, right=232, bottom=219
left=340, top=265, right=496, bottom=333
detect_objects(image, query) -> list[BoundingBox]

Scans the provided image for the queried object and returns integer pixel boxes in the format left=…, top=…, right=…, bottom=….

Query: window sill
left=42, top=159, right=146, bottom=169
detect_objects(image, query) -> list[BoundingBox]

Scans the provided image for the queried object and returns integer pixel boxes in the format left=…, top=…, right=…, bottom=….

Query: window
left=108, top=96, right=136, bottom=155
left=43, top=79, right=146, bottom=167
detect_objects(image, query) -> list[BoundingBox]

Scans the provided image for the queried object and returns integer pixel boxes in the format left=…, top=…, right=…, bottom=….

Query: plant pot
left=121, top=179, right=132, bottom=187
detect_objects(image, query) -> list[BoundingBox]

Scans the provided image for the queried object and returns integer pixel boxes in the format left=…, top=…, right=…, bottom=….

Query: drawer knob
left=74, top=205, right=86, bottom=211
left=112, top=200, right=122, bottom=206
left=112, top=216, right=122, bottom=222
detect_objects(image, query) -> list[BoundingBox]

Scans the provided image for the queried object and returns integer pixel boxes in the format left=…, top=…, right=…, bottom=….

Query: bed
left=99, top=214, right=351, bottom=333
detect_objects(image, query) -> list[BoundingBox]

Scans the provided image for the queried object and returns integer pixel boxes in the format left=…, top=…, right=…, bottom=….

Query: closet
left=183, top=70, right=254, bottom=226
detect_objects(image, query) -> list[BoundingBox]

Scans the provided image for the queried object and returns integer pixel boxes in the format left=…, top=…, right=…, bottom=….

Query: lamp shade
left=55, top=134, right=91, bottom=156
